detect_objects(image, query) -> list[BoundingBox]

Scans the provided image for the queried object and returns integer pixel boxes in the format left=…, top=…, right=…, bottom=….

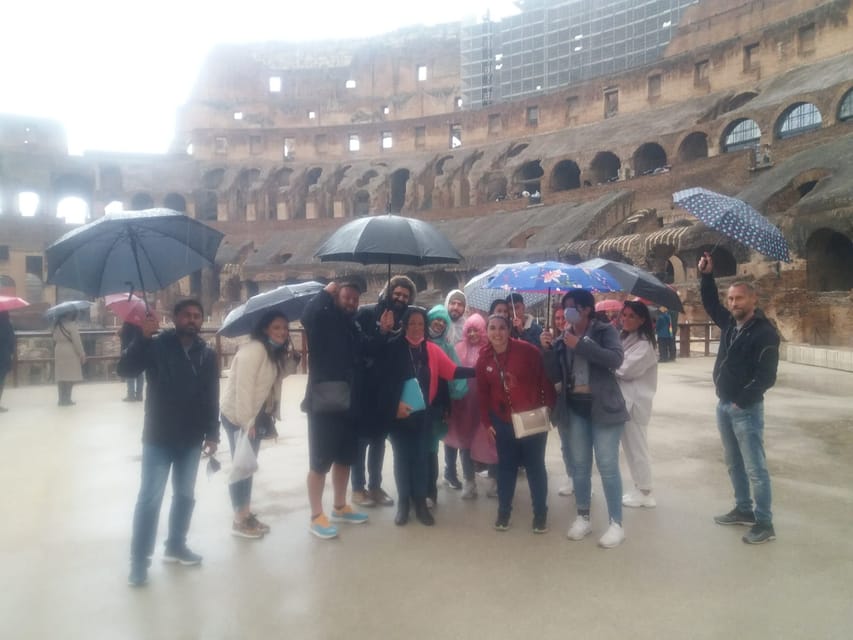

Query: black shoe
left=494, top=513, right=510, bottom=531
left=714, top=508, right=756, bottom=526
left=532, top=513, right=548, bottom=534
left=163, top=546, right=202, bottom=565
left=395, top=504, right=410, bottom=526
left=743, top=523, right=776, bottom=544
left=444, top=475, right=462, bottom=490
left=413, top=499, right=435, bottom=526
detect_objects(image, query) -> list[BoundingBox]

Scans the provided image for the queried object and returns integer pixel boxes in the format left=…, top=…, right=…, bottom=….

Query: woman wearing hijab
left=615, top=301, right=659, bottom=509
left=53, top=310, right=87, bottom=406
left=220, top=310, right=301, bottom=538
left=476, top=314, right=556, bottom=533
left=377, top=307, right=475, bottom=527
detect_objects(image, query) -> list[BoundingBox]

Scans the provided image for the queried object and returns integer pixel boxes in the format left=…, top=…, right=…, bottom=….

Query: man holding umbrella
left=698, top=253, right=779, bottom=545
left=120, top=299, right=220, bottom=586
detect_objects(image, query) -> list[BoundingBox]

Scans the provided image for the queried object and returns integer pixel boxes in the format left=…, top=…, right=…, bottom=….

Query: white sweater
left=614, top=333, right=658, bottom=426
left=220, top=340, right=299, bottom=430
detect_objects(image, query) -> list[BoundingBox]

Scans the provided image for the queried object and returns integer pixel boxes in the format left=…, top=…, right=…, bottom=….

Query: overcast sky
left=1, top=0, right=518, bottom=155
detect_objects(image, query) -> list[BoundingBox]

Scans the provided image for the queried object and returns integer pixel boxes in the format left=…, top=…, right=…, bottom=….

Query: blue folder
left=400, top=378, right=426, bottom=412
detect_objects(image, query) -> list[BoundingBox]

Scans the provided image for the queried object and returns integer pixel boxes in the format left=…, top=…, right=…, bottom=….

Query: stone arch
left=306, top=167, right=323, bottom=187
left=56, top=196, right=90, bottom=224
left=130, top=193, right=154, bottom=209
left=515, top=160, right=543, bottom=193
left=506, top=143, right=529, bottom=159
left=389, top=168, right=410, bottom=213
left=721, top=118, right=761, bottom=153
left=632, top=143, right=668, bottom=176
left=725, top=91, right=759, bottom=112
left=163, top=193, right=187, bottom=212
left=838, top=87, right=853, bottom=122
left=483, top=172, right=508, bottom=201
left=775, top=102, right=822, bottom=140
left=17, top=191, right=41, bottom=217
left=806, top=229, right=853, bottom=292
left=550, top=160, right=580, bottom=191
left=435, top=156, right=454, bottom=176
left=432, top=270, right=459, bottom=295
left=589, top=152, right=621, bottom=184
left=202, top=168, right=226, bottom=190
left=357, top=169, right=379, bottom=186
left=677, top=132, right=709, bottom=162
left=765, top=168, right=831, bottom=214
left=666, top=255, right=686, bottom=284
left=354, top=190, right=370, bottom=216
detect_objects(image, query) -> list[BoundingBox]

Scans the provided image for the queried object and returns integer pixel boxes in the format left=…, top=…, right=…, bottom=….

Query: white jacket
left=614, top=332, right=658, bottom=426
left=220, top=339, right=299, bottom=431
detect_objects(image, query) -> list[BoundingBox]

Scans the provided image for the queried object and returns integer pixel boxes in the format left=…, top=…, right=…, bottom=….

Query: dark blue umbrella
left=577, top=258, right=684, bottom=312
left=218, top=281, right=325, bottom=338
left=485, top=261, right=620, bottom=294
left=45, top=209, right=225, bottom=299
left=463, top=262, right=547, bottom=312
left=672, top=188, right=791, bottom=262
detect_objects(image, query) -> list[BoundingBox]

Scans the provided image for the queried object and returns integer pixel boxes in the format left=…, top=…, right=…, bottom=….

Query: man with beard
left=444, top=289, right=467, bottom=345
left=302, top=281, right=394, bottom=538
left=699, top=253, right=779, bottom=545
left=121, top=299, right=220, bottom=587
left=350, top=275, right=416, bottom=507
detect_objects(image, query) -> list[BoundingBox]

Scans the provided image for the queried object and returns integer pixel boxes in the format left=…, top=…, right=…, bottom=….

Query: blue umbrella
left=218, top=281, right=325, bottom=338
left=463, top=262, right=547, bottom=312
left=45, top=300, right=94, bottom=321
left=672, top=188, right=791, bottom=262
left=45, top=209, right=225, bottom=300
left=485, top=261, right=620, bottom=294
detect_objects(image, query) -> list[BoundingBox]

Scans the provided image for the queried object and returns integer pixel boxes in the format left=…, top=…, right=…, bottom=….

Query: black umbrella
left=314, top=214, right=462, bottom=286
left=577, top=258, right=684, bottom=312
left=218, top=281, right=325, bottom=338
left=46, top=209, right=224, bottom=305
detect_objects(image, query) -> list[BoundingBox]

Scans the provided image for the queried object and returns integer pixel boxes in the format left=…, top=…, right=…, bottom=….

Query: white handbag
left=493, top=351, right=551, bottom=439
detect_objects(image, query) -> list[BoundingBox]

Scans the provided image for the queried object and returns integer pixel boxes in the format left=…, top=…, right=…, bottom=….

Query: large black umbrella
left=218, top=281, right=324, bottom=338
left=46, top=209, right=224, bottom=301
left=577, top=258, right=684, bottom=312
left=314, top=214, right=462, bottom=285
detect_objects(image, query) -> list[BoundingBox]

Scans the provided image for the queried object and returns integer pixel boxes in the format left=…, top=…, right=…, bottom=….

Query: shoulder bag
left=493, top=351, right=551, bottom=439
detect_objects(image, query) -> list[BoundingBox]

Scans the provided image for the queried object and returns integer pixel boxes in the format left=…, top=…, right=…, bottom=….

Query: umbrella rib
left=95, top=226, right=132, bottom=296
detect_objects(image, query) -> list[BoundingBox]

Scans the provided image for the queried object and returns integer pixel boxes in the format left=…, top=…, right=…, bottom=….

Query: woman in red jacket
left=476, top=314, right=556, bottom=533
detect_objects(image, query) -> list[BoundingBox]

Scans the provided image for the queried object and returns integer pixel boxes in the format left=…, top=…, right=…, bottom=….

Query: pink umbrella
left=595, top=299, right=623, bottom=313
left=105, top=293, right=159, bottom=327
left=0, top=296, right=29, bottom=312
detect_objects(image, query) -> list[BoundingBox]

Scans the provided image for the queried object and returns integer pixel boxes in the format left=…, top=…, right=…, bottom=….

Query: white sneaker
left=486, top=478, right=498, bottom=499
left=598, top=521, right=625, bottom=548
left=558, top=479, right=574, bottom=496
left=566, top=515, right=592, bottom=540
left=622, top=490, right=656, bottom=508
left=461, top=480, right=478, bottom=499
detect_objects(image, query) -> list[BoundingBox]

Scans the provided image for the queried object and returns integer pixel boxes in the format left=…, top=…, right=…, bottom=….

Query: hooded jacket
left=444, top=289, right=467, bottom=345
left=701, top=274, right=779, bottom=407
left=427, top=304, right=468, bottom=402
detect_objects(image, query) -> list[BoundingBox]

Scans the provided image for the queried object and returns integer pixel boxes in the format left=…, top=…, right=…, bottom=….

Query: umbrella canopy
left=595, top=299, right=624, bottom=313
left=218, top=281, right=325, bottom=338
left=0, top=296, right=29, bottom=313
left=45, top=208, right=225, bottom=298
left=578, top=258, right=684, bottom=312
left=486, top=261, right=620, bottom=294
left=672, top=188, right=791, bottom=262
left=104, top=293, right=160, bottom=327
left=45, top=300, right=93, bottom=321
left=463, top=262, right=547, bottom=312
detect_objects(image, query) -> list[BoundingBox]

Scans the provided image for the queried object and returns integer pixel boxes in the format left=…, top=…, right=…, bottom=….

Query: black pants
left=389, top=411, right=431, bottom=505
left=58, top=381, right=75, bottom=405
left=659, top=338, right=676, bottom=362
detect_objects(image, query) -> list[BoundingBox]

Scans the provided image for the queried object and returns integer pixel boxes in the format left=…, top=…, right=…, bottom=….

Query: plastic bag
left=229, top=430, right=258, bottom=484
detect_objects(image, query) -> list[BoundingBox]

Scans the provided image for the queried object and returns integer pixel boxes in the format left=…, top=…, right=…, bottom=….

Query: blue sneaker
left=330, top=505, right=369, bottom=524
left=309, top=513, right=338, bottom=539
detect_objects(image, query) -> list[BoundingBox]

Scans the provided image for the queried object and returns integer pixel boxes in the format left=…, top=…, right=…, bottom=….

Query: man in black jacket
left=119, top=299, right=220, bottom=586
left=699, top=253, right=779, bottom=544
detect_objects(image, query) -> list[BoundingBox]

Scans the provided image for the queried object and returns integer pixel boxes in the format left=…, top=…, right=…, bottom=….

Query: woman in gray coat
left=53, top=310, right=86, bottom=406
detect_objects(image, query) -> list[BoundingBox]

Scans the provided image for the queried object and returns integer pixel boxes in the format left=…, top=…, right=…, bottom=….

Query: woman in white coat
left=220, top=311, right=300, bottom=538
left=615, top=301, right=659, bottom=508
left=53, top=311, right=87, bottom=406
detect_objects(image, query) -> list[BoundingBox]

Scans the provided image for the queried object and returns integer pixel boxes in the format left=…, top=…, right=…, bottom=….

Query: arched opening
left=354, top=190, right=370, bottom=216
left=306, top=167, right=323, bottom=187
left=677, top=132, right=709, bottom=162
left=775, top=102, right=822, bottom=139
left=234, top=169, right=261, bottom=220
left=765, top=168, right=830, bottom=213
left=507, top=143, right=529, bottom=159
left=516, top=160, right=543, bottom=194
left=433, top=271, right=459, bottom=295
left=130, top=193, right=154, bottom=210
left=483, top=173, right=508, bottom=201
left=633, top=143, right=668, bottom=176
left=666, top=255, right=686, bottom=284
left=404, top=272, right=428, bottom=295
left=202, top=168, right=226, bottom=190
left=357, top=169, right=379, bottom=186
left=725, top=91, right=759, bottom=112
left=17, top=192, right=40, bottom=217
left=806, top=229, right=853, bottom=291
left=435, top=156, right=454, bottom=176
left=194, top=191, right=218, bottom=221
left=56, top=196, right=90, bottom=224
left=104, top=200, right=124, bottom=214
left=389, top=169, right=410, bottom=213
left=589, top=152, right=621, bottom=184
left=550, top=160, right=581, bottom=191
left=722, top=119, right=761, bottom=153
left=699, top=245, right=737, bottom=277
left=838, top=88, right=853, bottom=122
left=163, top=193, right=187, bottom=212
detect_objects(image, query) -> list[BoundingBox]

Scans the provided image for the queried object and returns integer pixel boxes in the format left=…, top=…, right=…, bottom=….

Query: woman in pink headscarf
left=447, top=313, right=496, bottom=498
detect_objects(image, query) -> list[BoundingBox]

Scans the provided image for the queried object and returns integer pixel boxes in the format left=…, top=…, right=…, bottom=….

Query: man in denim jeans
left=699, top=254, right=779, bottom=544
left=119, top=299, right=220, bottom=586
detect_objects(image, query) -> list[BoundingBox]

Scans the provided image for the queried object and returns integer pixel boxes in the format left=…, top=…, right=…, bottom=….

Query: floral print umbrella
left=673, top=188, right=791, bottom=262
left=485, top=261, right=620, bottom=293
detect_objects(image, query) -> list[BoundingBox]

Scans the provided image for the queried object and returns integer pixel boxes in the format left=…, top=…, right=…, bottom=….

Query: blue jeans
left=130, top=442, right=202, bottom=561
left=566, top=408, right=624, bottom=523
left=556, top=424, right=576, bottom=481
left=716, top=400, right=772, bottom=525
left=351, top=435, right=386, bottom=492
left=126, top=373, right=144, bottom=398
left=492, top=414, right=548, bottom=519
left=222, top=416, right=261, bottom=512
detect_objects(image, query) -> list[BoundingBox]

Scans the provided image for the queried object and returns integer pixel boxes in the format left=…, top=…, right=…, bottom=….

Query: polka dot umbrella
left=673, top=188, right=791, bottom=262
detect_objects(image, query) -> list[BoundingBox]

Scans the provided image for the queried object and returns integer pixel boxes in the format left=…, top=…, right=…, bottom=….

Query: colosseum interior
left=1, top=0, right=852, bottom=349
